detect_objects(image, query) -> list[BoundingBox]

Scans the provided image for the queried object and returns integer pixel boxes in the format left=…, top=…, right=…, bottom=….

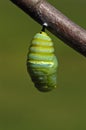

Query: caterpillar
left=27, top=24, right=58, bottom=92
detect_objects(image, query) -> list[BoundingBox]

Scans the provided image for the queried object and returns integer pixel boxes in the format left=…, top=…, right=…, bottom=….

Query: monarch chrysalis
left=27, top=24, right=58, bottom=92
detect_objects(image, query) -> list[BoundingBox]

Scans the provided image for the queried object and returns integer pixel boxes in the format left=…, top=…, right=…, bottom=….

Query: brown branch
left=10, top=0, right=86, bottom=57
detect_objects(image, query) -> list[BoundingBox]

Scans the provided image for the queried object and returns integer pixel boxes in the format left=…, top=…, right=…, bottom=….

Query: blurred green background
left=0, top=0, right=86, bottom=130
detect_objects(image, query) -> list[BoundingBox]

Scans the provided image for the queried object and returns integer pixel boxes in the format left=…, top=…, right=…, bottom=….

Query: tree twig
left=10, top=0, right=86, bottom=57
